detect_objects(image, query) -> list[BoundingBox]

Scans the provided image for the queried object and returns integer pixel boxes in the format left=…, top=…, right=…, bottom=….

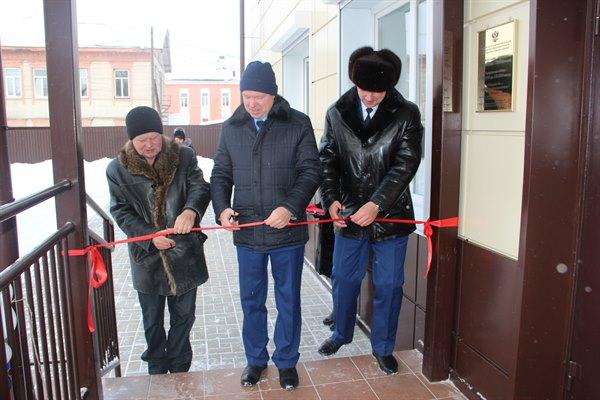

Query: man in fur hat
left=211, top=61, right=320, bottom=390
left=317, top=47, right=423, bottom=374
left=106, top=106, right=211, bottom=374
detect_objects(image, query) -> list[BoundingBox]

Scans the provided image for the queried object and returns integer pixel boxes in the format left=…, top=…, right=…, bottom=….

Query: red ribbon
left=69, top=206, right=458, bottom=333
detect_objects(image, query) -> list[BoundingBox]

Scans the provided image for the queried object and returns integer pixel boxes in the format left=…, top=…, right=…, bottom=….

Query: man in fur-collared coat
left=106, top=106, right=210, bottom=375
left=317, top=47, right=423, bottom=375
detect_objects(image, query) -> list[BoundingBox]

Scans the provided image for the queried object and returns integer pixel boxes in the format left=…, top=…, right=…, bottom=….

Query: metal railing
left=0, top=183, right=119, bottom=399
left=86, top=195, right=121, bottom=377
left=0, top=222, right=79, bottom=399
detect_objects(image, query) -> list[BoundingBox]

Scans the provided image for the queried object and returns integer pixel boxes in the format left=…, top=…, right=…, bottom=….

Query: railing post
left=0, top=37, right=20, bottom=400
left=42, top=0, right=102, bottom=398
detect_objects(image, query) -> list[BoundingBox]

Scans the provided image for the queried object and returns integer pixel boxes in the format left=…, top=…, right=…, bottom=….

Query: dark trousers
left=331, top=233, right=408, bottom=356
left=138, top=288, right=197, bottom=374
left=236, top=244, right=304, bottom=369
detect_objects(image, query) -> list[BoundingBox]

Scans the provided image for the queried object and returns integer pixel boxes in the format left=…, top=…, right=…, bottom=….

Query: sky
left=10, top=156, right=214, bottom=255
left=0, top=0, right=241, bottom=79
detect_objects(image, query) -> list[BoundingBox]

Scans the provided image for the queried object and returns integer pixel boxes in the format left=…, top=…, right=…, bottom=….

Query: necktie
left=256, top=120, right=265, bottom=131
left=364, top=108, right=373, bottom=126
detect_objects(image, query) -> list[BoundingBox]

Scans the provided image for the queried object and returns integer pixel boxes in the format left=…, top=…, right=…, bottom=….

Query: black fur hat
left=348, top=47, right=402, bottom=92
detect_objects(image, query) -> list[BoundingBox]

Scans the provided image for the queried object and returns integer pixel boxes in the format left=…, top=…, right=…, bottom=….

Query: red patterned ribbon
left=68, top=206, right=458, bottom=332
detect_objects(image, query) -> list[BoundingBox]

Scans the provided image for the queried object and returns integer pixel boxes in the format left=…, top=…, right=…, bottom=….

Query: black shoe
left=318, top=338, right=343, bottom=356
left=372, top=353, right=398, bottom=374
left=322, top=312, right=334, bottom=326
left=240, top=364, right=267, bottom=386
left=278, top=367, right=299, bottom=390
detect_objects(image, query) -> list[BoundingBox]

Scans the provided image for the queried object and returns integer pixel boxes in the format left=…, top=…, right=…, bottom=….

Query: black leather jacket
left=319, top=87, right=423, bottom=242
left=107, top=140, right=210, bottom=296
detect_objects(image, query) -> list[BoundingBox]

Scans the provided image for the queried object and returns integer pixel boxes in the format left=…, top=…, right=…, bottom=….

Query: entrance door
left=568, top=13, right=600, bottom=398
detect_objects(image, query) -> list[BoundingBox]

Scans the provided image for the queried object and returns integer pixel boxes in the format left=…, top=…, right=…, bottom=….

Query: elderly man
left=106, top=106, right=211, bottom=374
left=211, top=61, right=320, bottom=390
left=317, top=47, right=423, bottom=374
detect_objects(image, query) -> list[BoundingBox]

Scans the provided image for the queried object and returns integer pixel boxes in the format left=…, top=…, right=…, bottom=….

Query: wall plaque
left=477, top=20, right=517, bottom=112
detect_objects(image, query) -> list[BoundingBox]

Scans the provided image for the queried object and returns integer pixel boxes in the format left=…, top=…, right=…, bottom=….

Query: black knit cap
left=125, top=106, right=163, bottom=140
left=240, top=61, right=278, bottom=95
left=348, top=47, right=402, bottom=92
left=173, top=127, right=186, bottom=139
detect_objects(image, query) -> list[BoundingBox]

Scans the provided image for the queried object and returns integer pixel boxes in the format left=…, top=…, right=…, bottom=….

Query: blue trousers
left=138, top=288, right=197, bottom=374
left=331, top=233, right=408, bottom=356
left=236, top=244, right=304, bottom=369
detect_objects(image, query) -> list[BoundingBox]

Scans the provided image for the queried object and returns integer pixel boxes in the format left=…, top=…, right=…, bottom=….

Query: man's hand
left=264, top=207, right=292, bottom=229
left=328, top=201, right=347, bottom=228
left=350, top=201, right=379, bottom=227
left=219, top=208, right=240, bottom=231
left=173, top=209, right=197, bottom=234
left=152, top=235, right=176, bottom=250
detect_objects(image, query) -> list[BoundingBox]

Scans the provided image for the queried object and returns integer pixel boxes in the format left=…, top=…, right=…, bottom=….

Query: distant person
left=173, top=127, right=196, bottom=154
left=106, top=106, right=211, bottom=374
left=317, top=47, right=423, bottom=375
left=211, top=61, right=320, bottom=390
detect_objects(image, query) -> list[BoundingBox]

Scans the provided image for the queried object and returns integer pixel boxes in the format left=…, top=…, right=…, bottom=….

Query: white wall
left=458, top=0, right=529, bottom=258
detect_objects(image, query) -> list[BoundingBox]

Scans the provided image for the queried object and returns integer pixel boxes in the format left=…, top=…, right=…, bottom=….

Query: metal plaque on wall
left=477, top=20, right=517, bottom=112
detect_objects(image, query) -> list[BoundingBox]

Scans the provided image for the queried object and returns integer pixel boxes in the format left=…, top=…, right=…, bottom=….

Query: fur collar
left=118, top=137, right=180, bottom=294
left=335, top=87, right=406, bottom=140
left=228, top=95, right=292, bottom=126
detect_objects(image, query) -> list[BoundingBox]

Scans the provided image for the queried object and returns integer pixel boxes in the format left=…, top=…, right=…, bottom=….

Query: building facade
left=165, top=79, right=240, bottom=125
left=244, top=0, right=600, bottom=399
left=2, top=45, right=168, bottom=127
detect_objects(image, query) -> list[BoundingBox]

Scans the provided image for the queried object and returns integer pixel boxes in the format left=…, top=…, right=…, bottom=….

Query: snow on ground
left=9, top=156, right=214, bottom=255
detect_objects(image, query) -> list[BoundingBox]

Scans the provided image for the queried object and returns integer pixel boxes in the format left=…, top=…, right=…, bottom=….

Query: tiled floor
left=103, top=349, right=466, bottom=400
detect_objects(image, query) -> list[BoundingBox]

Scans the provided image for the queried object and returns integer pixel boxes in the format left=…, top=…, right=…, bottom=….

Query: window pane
left=34, top=69, right=48, bottom=97
left=4, top=68, right=21, bottom=97
left=80, top=69, right=88, bottom=97
left=115, top=70, right=128, bottom=78
left=378, top=4, right=411, bottom=98
left=122, top=80, right=129, bottom=97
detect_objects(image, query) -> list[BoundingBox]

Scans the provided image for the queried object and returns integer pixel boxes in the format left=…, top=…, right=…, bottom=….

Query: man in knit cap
left=317, top=47, right=423, bottom=374
left=211, top=61, right=320, bottom=390
left=106, top=106, right=211, bottom=374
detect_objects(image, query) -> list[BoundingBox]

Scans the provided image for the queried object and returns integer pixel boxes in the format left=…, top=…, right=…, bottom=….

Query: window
left=33, top=68, right=48, bottom=98
left=220, top=88, right=231, bottom=119
left=180, top=89, right=189, bottom=108
left=4, top=68, right=21, bottom=97
left=80, top=69, right=88, bottom=97
left=114, top=69, right=129, bottom=98
left=221, top=91, right=230, bottom=107
left=201, top=89, right=210, bottom=121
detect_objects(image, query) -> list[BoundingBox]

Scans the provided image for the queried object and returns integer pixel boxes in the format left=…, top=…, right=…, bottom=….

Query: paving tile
left=350, top=354, right=411, bottom=378
left=205, top=393, right=261, bottom=400
left=315, top=380, right=379, bottom=400
left=204, top=367, right=258, bottom=396
left=304, top=357, right=363, bottom=385
left=395, top=349, right=424, bottom=373
left=260, top=386, right=320, bottom=400
left=414, top=373, right=465, bottom=399
left=102, top=375, right=150, bottom=400
left=147, top=371, right=204, bottom=399
left=368, top=374, right=436, bottom=400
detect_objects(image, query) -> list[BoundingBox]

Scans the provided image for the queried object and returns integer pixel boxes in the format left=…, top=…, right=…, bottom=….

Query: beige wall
left=3, top=47, right=154, bottom=126
left=459, top=0, right=529, bottom=258
left=245, top=0, right=340, bottom=139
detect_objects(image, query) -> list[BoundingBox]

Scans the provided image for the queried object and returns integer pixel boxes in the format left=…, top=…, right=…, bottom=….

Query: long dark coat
left=107, top=139, right=210, bottom=296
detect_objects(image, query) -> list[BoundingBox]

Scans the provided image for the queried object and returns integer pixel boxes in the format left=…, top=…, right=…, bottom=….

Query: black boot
left=278, top=367, right=299, bottom=390
left=240, top=364, right=267, bottom=386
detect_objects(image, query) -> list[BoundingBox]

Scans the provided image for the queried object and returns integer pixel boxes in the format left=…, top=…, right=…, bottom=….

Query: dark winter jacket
left=211, top=96, right=321, bottom=251
left=319, top=87, right=423, bottom=242
left=107, top=138, right=210, bottom=296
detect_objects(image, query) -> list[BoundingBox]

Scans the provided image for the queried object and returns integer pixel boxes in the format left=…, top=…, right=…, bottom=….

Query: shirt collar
left=360, top=102, right=379, bottom=120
